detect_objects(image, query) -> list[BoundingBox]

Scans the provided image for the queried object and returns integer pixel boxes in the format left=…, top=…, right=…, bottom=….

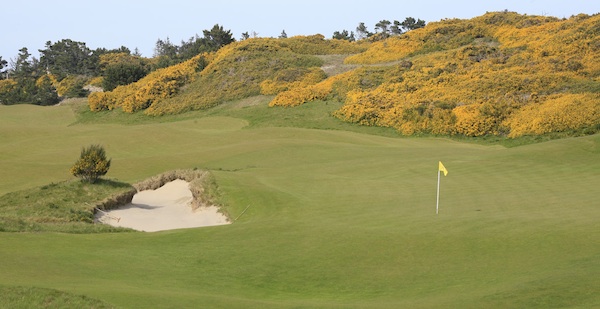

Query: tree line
left=0, top=24, right=234, bottom=106
left=0, top=41, right=136, bottom=105
left=0, top=18, right=424, bottom=106
left=332, top=17, right=426, bottom=41
left=153, top=24, right=234, bottom=68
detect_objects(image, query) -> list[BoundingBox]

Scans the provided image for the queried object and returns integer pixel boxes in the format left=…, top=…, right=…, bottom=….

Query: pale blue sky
left=2, top=0, right=598, bottom=60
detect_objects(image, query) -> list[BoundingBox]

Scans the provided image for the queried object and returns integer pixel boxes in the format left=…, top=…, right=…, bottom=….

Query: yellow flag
left=439, top=161, right=448, bottom=176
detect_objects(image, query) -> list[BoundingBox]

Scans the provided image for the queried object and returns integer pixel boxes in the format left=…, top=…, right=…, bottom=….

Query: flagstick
left=436, top=169, right=441, bottom=215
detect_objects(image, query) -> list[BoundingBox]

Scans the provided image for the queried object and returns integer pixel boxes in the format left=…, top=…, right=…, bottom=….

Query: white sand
left=95, top=179, right=230, bottom=232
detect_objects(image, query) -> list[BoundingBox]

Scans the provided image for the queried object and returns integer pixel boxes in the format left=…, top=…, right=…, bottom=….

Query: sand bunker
left=95, top=179, right=230, bottom=232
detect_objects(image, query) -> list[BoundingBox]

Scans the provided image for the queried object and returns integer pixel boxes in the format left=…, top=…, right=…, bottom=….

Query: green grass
left=0, top=285, right=116, bottom=309
left=0, top=100, right=599, bottom=308
left=0, top=179, right=134, bottom=233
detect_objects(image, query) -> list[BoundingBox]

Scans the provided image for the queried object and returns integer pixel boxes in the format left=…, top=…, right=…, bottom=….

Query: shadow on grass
left=94, top=178, right=134, bottom=189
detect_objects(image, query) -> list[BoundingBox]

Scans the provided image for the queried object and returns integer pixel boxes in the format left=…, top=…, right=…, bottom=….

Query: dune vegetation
left=83, top=11, right=600, bottom=139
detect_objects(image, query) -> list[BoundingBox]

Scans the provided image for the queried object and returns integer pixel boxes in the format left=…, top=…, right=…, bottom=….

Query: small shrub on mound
left=70, top=144, right=111, bottom=183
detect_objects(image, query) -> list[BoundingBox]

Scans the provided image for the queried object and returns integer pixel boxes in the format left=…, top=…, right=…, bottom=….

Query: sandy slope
left=95, top=179, right=230, bottom=232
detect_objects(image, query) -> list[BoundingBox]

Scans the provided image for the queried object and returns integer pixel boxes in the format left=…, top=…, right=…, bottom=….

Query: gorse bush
left=504, top=93, right=600, bottom=137
left=0, top=74, right=60, bottom=106
left=268, top=73, right=337, bottom=107
left=70, top=144, right=111, bottom=183
left=88, top=53, right=208, bottom=112
left=87, top=12, right=599, bottom=138
left=260, top=67, right=327, bottom=95
left=270, top=12, right=600, bottom=138
left=88, top=36, right=357, bottom=115
left=144, top=38, right=326, bottom=115
left=55, top=75, right=90, bottom=98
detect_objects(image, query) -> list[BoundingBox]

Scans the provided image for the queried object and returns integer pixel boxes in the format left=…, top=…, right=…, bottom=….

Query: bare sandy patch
left=95, top=179, right=230, bottom=232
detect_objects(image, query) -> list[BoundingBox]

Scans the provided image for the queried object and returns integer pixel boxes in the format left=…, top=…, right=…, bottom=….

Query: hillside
left=89, top=11, right=599, bottom=138
left=88, top=35, right=366, bottom=115
left=335, top=12, right=600, bottom=137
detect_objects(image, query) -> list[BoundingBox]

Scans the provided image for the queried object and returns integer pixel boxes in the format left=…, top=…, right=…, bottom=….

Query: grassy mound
left=0, top=179, right=134, bottom=233
left=0, top=169, right=225, bottom=233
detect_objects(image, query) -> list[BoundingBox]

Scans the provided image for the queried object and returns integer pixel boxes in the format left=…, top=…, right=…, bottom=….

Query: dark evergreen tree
left=154, top=24, right=235, bottom=68
left=203, top=24, right=235, bottom=49
left=391, top=20, right=404, bottom=35
left=153, top=37, right=178, bottom=58
left=375, top=20, right=392, bottom=36
left=401, top=17, right=426, bottom=31
left=32, top=75, right=60, bottom=106
left=179, top=36, right=212, bottom=61
left=0, top=56, right=7, bottom=78
left=332, top=30, right=355, bottom=41
left=39, top=39, right=95, bottom=79
left=356, top=22, right=372, bottom=40
left=13, top=47, right=36, bottom=79
left=102, top=62, right=148, bottom=91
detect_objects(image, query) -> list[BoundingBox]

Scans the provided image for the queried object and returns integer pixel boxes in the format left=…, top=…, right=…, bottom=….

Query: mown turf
left=0, top=100, right=599, bottom=308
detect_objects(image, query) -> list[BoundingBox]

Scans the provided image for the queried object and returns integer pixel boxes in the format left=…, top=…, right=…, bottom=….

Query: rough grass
left=0, top=285, right=116, bottom=309
left=131, top=169, right=222, bottom=211
left=0, top=101, right=599, bottom=308
left=0, top=179, right=134, bottom=233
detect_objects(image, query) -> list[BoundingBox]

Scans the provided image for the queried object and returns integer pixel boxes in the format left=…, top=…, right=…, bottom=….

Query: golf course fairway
left=1, top=101, right=599, bottom=308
